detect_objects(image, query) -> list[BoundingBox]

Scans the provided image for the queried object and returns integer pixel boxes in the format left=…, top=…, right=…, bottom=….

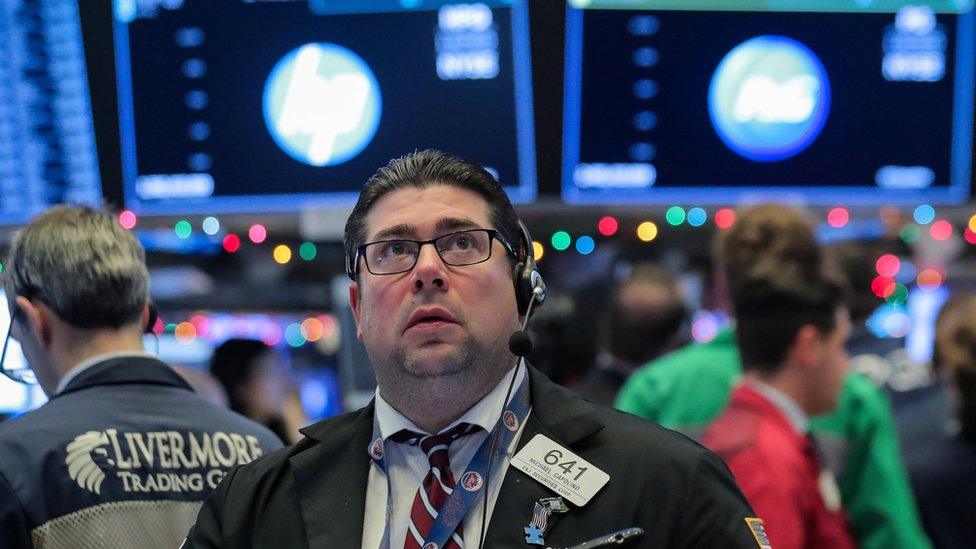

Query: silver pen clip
left=552, top=527, right=645, bottom=549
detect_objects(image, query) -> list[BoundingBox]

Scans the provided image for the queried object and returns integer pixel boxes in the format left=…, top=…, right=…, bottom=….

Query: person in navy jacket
left=0, top=205, right=282, bottom=549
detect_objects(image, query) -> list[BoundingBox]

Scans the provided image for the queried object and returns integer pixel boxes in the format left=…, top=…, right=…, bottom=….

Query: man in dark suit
left=185, top=150, right=765, bottom=548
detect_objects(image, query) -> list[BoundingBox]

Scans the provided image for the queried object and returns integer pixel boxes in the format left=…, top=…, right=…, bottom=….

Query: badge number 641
left=544, top=449, right=588, bottom=481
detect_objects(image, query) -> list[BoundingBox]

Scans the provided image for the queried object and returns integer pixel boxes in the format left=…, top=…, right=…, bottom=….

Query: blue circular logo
left=708, top=36, right=830, bottom=162
left=263, top=43, right=382, bottom=167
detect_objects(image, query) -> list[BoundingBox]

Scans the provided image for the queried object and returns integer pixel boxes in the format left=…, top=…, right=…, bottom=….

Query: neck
left=379, top=366, right=513, bottom=433
left=747, top=369, right=813, bottom=416
left=53, top=326, right=146, bottom=379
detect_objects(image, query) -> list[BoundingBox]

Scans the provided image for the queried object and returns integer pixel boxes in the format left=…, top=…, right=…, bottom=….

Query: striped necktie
left=391, top=422, right=482, bottom=549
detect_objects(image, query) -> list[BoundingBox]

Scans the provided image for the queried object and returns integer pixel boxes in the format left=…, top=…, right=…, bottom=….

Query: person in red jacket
left=703, top=204, right=856, bottom=549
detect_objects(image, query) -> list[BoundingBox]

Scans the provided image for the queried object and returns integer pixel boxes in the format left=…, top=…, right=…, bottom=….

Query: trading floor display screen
left=115, top=0, right=536, bottom=215
left=563, top=1, right=975, bottom=205
left=0, top=0, right=102, bottom=225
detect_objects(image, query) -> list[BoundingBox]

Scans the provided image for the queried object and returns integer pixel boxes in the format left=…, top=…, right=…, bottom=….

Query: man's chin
left=400, top=345, right=469, bottom=379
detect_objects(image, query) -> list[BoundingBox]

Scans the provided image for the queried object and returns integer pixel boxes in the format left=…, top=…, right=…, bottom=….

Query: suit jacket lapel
left=484, top=367, right=605, bottom=546
left=291, top=402, right=376, bottom=548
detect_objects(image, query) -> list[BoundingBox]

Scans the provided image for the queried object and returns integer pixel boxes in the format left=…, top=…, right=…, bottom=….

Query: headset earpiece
left=144, top=301, right=158, bottom=335
left=513, top=221, right=545, bottom=313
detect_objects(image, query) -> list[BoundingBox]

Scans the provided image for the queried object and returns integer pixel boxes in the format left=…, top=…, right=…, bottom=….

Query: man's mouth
left=405, top=307, right=459, bottom=331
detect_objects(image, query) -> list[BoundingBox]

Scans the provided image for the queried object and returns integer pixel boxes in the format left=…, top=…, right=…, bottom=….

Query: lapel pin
left=524, top=496, right=569, bottom=545
left=368, top=437, right=384, bottom=461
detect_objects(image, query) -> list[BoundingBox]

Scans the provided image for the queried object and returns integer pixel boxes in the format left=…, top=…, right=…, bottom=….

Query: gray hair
left=2, top=205, right=148, bottom=329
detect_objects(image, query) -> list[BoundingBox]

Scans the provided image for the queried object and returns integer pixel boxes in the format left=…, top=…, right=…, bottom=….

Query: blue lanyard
left=368, top=368, right=531, bottom=549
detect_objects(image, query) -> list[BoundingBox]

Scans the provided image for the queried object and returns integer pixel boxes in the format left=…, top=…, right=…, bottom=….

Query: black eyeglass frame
left=0, top=305, right=35, bottom=385
left=1, top=281, right=45, bottom=385
left=351, top=228, right=517, bottom=278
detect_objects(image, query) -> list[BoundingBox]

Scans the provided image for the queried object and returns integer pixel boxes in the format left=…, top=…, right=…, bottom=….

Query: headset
left=144, top=301, right=158, bottom=335
left=144, top=300, right=161, bottom=356
left=476, top=219, right=545, bottom=548
left=512, top=220, right=547, bottom=315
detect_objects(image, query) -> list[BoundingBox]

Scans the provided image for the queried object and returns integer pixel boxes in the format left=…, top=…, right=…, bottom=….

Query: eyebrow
left=369, top=217, right=483, bottom=241
left=436, top=217, right=482, bottom=233
left=371, top=223, right=415, bottom=241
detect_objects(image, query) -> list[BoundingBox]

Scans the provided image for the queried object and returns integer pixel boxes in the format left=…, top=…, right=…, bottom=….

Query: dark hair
left=716, top=204, right=821, bottom=295
left=209, top=339, right=271, bottom=416
left=2, top=205, right=148, bottom=329
left=733, top=272, right=847, bottom=374
left=719, top=205, right=847, bottom=374
left=343, top=149, right=524, bottom=279
left=933, top=292, right=976, bottom=438
left=603, top=263, right=686, bottom=365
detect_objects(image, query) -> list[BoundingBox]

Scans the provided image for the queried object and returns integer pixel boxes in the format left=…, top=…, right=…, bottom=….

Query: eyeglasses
left=354, top=229, right=515, bottom=277
left=1, top=307, right=36, bottom=385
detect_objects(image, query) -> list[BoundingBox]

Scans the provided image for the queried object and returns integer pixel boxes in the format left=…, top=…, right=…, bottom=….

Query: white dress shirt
left=361, top=363, right=530, bottom=549
left=747, top=378, right=809, bottom=435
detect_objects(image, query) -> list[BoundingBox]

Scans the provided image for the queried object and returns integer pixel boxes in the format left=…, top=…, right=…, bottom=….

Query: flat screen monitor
left=0, top=0, right=103, bottom=225
left=114, top=0, right=536, bottom=215
left=563, top=1, right=975, bottom=205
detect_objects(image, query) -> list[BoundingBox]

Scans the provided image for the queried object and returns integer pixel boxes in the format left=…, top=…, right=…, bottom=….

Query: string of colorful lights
left=91, top=205, right=966, bottom=349
left=109, top=205, right=976, bottom=267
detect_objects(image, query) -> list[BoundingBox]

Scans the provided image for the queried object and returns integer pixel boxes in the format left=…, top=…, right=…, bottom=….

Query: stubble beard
left=370, top=333, right=516, bottom=428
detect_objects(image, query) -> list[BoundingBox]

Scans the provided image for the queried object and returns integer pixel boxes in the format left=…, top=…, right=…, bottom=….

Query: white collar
left=747, top=378, right=810, bottom=435
left=375, top=360, right=526, bottom=439
left=56, top=351, right=159, bottom=395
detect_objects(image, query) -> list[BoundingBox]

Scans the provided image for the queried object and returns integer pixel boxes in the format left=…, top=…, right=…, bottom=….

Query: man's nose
left=411, top=243, right=448, bottom=292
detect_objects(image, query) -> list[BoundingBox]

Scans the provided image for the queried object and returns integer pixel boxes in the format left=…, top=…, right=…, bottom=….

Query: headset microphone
left=508, top=284, right=545, bottom=358
left=508, top=219, right=546, bottom=360
left=144, top=301, right=160, bottom=355
left=508, top=331, right=533, bottom=358
left=478, top=221, right=546, bottom=548
left=144, top=301, right=158, bottom=335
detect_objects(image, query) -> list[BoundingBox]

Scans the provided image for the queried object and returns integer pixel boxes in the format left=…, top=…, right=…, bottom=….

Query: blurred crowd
left=567, top=204, right=973, bottom=548
left=3, top=200, right=974, bottom=548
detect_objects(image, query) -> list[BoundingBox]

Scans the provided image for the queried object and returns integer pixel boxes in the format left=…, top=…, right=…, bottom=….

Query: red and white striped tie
left=391, top=422, right=481, bottom=549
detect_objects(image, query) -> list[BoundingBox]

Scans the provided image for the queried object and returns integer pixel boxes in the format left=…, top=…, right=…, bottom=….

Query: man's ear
left=14, top=296, right=53, bottom=347
left=792, top=324, right=823, bottom=371
left=349, top=281, right=364, bottom=341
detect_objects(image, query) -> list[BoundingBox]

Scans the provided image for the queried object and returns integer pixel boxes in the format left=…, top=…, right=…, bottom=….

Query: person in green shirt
left=617, top=205, right=931, bottom=549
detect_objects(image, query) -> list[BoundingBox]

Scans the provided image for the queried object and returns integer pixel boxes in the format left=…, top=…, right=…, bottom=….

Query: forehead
left=363, top=184, right=492, bottom=239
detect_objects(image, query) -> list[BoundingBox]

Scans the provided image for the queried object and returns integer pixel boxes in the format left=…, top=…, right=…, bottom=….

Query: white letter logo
left=275, top=47, right=371, bottom=165
left=708, top=35, right=830, bottom=162
left=263, top=43, right=382, bottom=167
left=732, top=75, right=819, bottom=124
